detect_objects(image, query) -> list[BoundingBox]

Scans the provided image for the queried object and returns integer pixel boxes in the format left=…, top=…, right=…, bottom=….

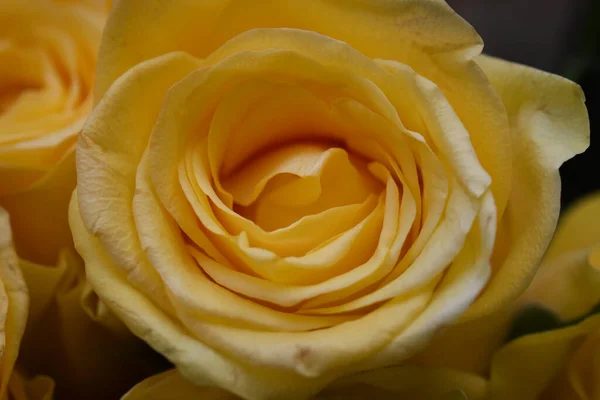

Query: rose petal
left=465, top=55, right=590, bottom=320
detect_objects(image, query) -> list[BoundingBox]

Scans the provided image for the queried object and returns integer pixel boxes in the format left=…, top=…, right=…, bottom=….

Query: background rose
left=405, top=192, right=600, bottom=399
left=0, top=208, right=29, bottom=399
left=70, top=1, right=589, bottom=399
left=0, top=0, right=105, bottom=264
left=2, top=207, right=165, bottom=400
left=486, top=192, right=600, bottom=399
left=16, top=250, right=169, bottom=400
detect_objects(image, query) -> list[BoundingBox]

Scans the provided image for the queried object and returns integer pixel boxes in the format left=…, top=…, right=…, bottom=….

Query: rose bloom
left=70, top=0, right=589, bottom=398
left=0, top=0, right=105, bottom=264
left=0, top=208, right=57, bottom=400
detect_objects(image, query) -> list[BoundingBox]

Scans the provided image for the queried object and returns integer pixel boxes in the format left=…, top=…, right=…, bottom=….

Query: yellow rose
left=0, top=208, right=29, bottom=399
left=0, top=0, right=105, bottom=264
left=70, top=0, right=589, bottom=398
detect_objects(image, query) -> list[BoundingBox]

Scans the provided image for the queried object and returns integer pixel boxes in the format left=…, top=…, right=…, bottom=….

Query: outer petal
left=123, top=366, right=487, bottom=400
left=96, top=0, right=480, bottom=98
left=0, top=208, right=28, bottom=398
left=77, top=52, right=202, bottom=313
left=465, top=55, right=590, bottom=320
left=122, top=370, right=238, bottom=400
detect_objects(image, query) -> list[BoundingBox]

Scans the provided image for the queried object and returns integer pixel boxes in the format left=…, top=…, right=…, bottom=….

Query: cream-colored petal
left=77, top=52, right=202, bottom=312
left=376, top=59, right=490, bottom=197
left=465, top=55, right=590, bottom=320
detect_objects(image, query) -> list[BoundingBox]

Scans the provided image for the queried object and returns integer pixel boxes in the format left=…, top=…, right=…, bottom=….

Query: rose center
left=221, top=141, right=384, bottom=231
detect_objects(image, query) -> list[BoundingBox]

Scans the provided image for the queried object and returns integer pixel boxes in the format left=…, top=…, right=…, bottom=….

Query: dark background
left=447, top=0, right=599, bottom=209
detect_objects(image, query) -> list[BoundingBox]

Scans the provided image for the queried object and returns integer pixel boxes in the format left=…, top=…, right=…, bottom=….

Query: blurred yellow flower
left=487, top=193, right=600, bottom=399
left=0, top=208, right=29, bottom=399
left=0, top=0, right=105, bottom=264
left=412, top=192, right=600, bottom=399
left=17, top=250, right=168, bottom=400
